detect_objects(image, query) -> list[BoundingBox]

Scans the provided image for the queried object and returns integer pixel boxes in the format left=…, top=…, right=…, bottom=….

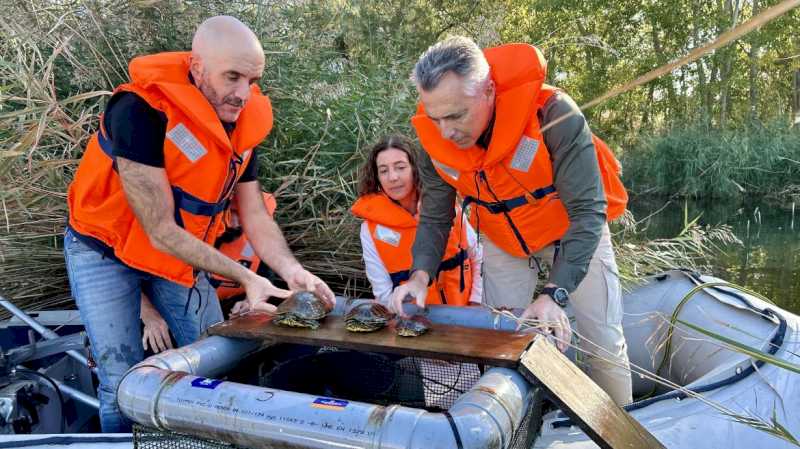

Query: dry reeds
left=613, top=209, right=741, bottom=288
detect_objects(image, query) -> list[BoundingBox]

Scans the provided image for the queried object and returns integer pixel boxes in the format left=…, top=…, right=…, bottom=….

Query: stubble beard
left=198, top=80, right=244, bottom=123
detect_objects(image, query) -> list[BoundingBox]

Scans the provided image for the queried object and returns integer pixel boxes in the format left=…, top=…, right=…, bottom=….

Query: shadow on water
left=627, top=197, right=800, bottom=314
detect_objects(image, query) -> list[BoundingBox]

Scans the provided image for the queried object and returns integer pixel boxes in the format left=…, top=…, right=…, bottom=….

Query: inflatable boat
left=535, top=269, right=800, bottom=449
left=1, top=269, right=797, bottom=448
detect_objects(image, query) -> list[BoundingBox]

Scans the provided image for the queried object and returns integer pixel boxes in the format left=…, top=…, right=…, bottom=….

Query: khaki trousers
left=482, top=224, right=633, bottom=405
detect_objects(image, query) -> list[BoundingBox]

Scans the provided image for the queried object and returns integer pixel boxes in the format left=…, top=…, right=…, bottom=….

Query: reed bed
left=622, top=123, right=800, bottom=200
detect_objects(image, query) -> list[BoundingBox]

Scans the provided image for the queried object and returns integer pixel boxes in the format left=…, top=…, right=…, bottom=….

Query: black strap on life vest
left=388, top=248, right=467, bottom=290
left=461, top=185, right=555, bottom=214
left=437, top=248, right=467, bottom=272
left=169, top=186, right=230, bottom=227
left=463, top=170, right=556, bottom=256
left=440, top=248, right=467, bottom=292
left=97, top=128, right=119, bottom=172
left=98, top=129, right=233, bottom=229
left=388, top=270, right=410, bottom=288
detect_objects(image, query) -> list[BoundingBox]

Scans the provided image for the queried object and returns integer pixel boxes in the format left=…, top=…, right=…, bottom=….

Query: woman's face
left=376, top=147, right=415, bottom=202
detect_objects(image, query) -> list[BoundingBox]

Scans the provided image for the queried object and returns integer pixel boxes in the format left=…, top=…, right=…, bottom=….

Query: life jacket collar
left=412, top=44, right=548, bottom=170
left=127, top=52, right=271, bottom=155
left=350, top=192, right=418, bottom=229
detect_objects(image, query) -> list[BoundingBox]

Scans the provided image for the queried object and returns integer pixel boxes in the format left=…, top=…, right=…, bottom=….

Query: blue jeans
left=63, top=228, right=223, bottom=432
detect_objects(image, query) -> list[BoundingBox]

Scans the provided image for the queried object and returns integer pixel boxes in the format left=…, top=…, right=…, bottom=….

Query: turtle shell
left=345, top=302, right=392, bottom=333
left=394, top=315, right=432, bottom=337
left=273, top=291, right=328, bottom=329
left=275, top=291, right=328, bottom=320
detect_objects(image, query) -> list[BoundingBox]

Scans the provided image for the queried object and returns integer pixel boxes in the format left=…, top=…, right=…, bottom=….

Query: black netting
left=509, top=386, right=544, bottom=449
left=133, top=425, right=248, bottom=449
left=258, top=346, right=485, bottom=411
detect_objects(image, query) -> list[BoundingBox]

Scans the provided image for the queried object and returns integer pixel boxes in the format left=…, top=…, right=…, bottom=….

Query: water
left=627, top=198, right=800, bottom=314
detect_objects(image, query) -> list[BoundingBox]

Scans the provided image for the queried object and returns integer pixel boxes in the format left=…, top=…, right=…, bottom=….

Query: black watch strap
left=542, top=286, right=569, bottom=308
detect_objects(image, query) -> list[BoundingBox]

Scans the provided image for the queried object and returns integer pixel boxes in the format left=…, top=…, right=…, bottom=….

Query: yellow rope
left=541, top=0, right=800, bottom=133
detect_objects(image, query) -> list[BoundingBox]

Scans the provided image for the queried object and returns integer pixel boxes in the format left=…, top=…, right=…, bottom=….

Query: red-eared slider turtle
left=345, top=302, right=393, bottom=332
left=394, top=315, right=432, bottom=337
left=273, top=291, right=329, bottom=329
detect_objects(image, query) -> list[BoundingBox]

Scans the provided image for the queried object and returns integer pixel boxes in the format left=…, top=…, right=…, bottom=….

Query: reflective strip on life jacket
left=97, top=126, right=232, bottom=228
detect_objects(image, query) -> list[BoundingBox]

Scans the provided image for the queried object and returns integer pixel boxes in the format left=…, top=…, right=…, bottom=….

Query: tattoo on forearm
left=117, top=158, right=171, bottom=236
left=117, top=157, right=248, bottom=282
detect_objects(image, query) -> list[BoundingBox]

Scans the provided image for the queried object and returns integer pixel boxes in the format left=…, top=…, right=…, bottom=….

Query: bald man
left=64, top=16, right=335, bottom=432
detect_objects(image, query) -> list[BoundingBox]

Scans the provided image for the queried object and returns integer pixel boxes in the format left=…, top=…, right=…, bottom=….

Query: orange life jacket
left=351, top=193, right=473, bottom=306
left=411, top=44, right=627, bottom=258
left=214, top=192, right=277, bottom=300
left=67, top=52, right=273, bottom=287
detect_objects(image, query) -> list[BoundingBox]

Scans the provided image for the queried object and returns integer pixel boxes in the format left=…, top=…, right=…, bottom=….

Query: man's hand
left=233, top=183, right=336, bottom=309
left=141, top=296, right=173, bottom=353
left=284, top=266, right=336, bottom=308
left=388, top=270, right=430, bottom=317
left=519, top=293, right=572, bottom=352
left=230, top=274, right=292, bottom=317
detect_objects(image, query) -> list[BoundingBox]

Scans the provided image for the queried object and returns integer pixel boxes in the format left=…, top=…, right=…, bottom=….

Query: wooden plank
left=208, top=313, right=534, bottom=368
left=518, top=337, right=665, bottom=449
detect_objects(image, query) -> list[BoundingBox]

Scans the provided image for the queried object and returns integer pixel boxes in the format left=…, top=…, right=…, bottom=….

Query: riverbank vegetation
left=622, top=123, right=800, bottom=200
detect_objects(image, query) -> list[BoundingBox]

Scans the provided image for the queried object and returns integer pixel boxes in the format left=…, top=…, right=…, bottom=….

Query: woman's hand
left=141, top=295, right=173, bottom=353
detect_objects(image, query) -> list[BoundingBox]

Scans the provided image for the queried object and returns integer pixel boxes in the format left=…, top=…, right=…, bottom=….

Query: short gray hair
left=411, top=36, right=490, bottom=96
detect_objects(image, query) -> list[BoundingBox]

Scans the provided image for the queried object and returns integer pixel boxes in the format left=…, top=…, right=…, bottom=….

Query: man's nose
left=441, top=122, right=457, bottom=140
left=235, top=81, right=251, bottom=102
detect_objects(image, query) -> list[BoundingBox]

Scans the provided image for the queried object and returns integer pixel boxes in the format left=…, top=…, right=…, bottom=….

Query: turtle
left=345, top=302, right=393, bottom=332
left=272, top=291, right=329, bottom=329
left=394, top=315, right=432, bottom=337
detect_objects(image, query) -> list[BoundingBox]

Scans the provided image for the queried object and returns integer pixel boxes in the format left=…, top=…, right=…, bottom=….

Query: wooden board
left=518, top=337, right=665, bottom=449
left=208, top=313, right=534, bottom=368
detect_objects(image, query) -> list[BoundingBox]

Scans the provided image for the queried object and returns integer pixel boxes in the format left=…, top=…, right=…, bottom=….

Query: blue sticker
left=191, top=377, right=223, bottom=389
left=311, top=397, right=348, bottom=410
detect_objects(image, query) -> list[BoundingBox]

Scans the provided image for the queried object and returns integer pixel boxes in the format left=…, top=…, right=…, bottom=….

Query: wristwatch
left=542, top=286, right=569, bottom=308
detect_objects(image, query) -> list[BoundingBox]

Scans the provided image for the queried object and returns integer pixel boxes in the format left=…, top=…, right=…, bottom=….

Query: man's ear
left=188, top=54, right=203, bottom=83
left=484, top=79, right=496, bottom=102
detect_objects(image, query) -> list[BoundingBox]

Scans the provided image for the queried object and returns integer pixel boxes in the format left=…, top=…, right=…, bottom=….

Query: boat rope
left=541, top=0, right=800, bottom=133
left=442, top=410, right=464, bottom=449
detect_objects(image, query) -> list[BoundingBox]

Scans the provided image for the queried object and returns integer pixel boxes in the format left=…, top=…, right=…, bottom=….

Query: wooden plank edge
left=517, top=337, right=665, bottom=449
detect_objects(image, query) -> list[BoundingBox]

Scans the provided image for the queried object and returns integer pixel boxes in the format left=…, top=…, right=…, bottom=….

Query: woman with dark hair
left=351, top=135, right=482, bottom=306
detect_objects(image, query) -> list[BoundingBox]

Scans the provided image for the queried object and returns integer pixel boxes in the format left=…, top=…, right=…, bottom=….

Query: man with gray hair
left=389, top=36, right=632, bottom=405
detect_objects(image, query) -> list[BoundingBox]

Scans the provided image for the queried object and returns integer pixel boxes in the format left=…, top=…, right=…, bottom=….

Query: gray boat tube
left=118, top=309, right=533, bottom=449
left=331, top=298, right=524, bottom=332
